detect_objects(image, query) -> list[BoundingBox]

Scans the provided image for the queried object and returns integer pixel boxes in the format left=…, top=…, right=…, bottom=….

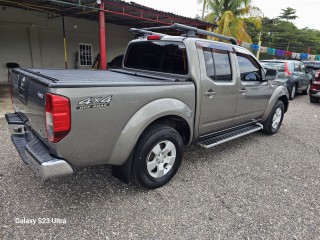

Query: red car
left=304, top=61, right=320, bottom=103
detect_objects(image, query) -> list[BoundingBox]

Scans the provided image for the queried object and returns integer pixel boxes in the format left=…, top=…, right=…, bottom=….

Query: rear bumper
left=309, top=90, right=320, bottom=98
left=6, top=113, right=73, bottom=179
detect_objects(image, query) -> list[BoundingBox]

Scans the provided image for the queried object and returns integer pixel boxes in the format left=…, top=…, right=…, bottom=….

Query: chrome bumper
left=6, top=113, right=73, bottom=179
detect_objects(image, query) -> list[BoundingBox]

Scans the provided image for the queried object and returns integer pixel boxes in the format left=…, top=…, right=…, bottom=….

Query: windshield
left=124, top=41, right=188, bottom=75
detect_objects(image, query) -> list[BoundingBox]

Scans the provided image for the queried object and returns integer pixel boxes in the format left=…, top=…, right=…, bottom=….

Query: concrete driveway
left=0, top=94, right=319, bottom=239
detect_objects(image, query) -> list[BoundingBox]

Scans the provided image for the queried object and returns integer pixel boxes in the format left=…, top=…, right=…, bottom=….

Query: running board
left=198, top=123, right=263, bottom=149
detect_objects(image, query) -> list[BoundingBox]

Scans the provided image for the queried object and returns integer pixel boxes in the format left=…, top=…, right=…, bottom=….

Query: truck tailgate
left=10, top=69, right=51, bottom=140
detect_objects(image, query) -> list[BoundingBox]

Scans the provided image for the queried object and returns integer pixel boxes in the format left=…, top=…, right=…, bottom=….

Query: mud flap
left=111, top=152, right=134, bottom=184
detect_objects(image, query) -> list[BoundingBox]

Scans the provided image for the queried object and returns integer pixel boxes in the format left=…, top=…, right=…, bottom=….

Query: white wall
left=0, top=6, right=134, bottom=83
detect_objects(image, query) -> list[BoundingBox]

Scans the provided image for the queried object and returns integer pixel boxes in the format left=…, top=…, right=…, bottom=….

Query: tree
left=201, top=0, right=260, bottom=43
left=278, top=7, right=298, bottom=20
left=244, top=17, right=320, bottom=58
left=197, top=0, right=208, bottom=20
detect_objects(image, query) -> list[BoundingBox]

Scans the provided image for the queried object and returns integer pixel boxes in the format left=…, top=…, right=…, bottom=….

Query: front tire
left=132, top=124, right=184, bottom=189
left=302, top=83, right=310, bottom=95
left=262, top=100, right=285, bottom=135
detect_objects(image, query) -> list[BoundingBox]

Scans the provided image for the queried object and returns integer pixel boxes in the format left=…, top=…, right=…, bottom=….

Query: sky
left=126, top=0, right=319, bottom=30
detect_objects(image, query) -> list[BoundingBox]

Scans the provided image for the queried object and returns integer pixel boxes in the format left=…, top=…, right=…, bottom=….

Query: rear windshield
left=304, top=62, right=320, bottom=70
left=260, top=62, right=285, bottom=71
left=124, top=41, right=188, bottom=75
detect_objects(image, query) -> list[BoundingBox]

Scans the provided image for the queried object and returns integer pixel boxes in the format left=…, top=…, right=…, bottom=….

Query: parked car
left=260, top=60, right=313, bottom=100
left=303, top=61, right=320, bottom=103
left=5, top=23, right=289, bottom=189
left=302, top=61, right=320, bottom=103
left=107, top=54, right=124, bottom=69
left=303, top=60, right=320, bottom=79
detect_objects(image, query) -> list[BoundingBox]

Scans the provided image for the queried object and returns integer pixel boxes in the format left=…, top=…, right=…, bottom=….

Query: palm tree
left=197, top=0, right=208, bottom=20
left=201, top=0, right=261, bottom=43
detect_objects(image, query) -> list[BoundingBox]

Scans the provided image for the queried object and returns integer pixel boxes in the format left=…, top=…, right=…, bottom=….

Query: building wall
left=0, top=6, right=134, bottom=83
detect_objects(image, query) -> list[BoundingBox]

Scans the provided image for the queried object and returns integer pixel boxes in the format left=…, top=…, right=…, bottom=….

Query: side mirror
left=264, top=69, right=278, bottom=81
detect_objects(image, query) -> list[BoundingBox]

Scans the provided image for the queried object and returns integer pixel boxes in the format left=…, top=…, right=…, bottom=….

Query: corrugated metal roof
left=0, top=0, right=216, bottom=28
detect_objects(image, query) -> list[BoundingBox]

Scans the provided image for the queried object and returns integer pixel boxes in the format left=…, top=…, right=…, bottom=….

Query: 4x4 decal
left=76, top=96, right=112, bottom=110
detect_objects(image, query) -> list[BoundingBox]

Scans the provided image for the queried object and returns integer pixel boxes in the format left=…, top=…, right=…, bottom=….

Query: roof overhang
left=0, top=0, right=217, bottom=29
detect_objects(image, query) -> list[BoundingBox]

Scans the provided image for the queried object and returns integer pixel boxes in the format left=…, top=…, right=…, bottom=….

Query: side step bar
left=198, top=123, right=263, bottom=149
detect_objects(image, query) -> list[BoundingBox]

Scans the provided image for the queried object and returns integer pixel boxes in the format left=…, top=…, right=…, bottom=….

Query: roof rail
left=171, top=23, right=238, bottom=45
left=130, top=28, right=167, bottom=38
left=131, top=23, right=238, bottom=45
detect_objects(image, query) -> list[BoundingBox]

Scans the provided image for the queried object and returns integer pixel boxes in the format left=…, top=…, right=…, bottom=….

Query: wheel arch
left=109, top=98, right=194, bottom=166
left=261, top=86, right=289, bottom=121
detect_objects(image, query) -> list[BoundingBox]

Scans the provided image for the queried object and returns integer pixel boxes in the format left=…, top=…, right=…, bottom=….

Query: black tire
left=132, top=124, right=184, bottom=189
left=310, top=95, right=318, bottom=103
left=289, top=85, right=296, bottom=100
left=262, top=100, right=285, bottom=135
left=302, top=83, right=310, bottom=95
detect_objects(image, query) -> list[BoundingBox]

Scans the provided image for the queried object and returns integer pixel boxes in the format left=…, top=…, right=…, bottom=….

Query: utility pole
left=286, top=42, right=290, bottom=59
left=256, top=31, right=262, bottom=60
left=256, top=14, right=264, bottom=60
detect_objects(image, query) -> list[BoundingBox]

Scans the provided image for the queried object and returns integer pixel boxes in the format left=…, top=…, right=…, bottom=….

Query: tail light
left=284, top=62, right=291, bottom=77
left=147, top=35, right=161, bottom=40
left=311, top=81, right=320, bottom=91
left=315, top=70, right=320, bottom=78
left=45, top=93, right=71, bottom=143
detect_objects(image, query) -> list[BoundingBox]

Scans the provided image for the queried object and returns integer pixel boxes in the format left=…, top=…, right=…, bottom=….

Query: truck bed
left=17, top=68, right=190, bottom=88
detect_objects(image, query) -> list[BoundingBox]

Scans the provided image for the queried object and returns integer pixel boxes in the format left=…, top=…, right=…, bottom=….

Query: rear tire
left=289, top=85, right=296, bottom=100
left=132, top=124, right=184, bottom=189
left=262, top=100, right=285, bottom=135
left=310, top=95, right=318, bottom=103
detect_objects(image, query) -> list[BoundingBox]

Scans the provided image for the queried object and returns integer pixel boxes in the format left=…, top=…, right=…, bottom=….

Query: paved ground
left=0, top=84, right=13, bottom=117
left=0, top=94, right=319, bottom=239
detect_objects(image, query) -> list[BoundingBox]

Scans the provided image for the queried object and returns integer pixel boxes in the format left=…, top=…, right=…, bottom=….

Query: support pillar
left=99, top=2, right=106, bottom=70
left=62, top=13, right=68, bottom=69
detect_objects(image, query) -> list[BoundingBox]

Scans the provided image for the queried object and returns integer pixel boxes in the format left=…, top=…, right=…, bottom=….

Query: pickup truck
left=6, top=24, right=289, bottom=189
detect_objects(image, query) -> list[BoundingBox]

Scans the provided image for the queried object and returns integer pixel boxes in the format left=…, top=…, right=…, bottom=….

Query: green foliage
left=244, top=17, right=320, bottom=58
left=203, top=0, right=256, bottom=42
left=278, top=7, right=298, bottom=20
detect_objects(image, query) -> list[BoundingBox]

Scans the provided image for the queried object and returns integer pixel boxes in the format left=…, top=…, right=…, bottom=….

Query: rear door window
left=124, top=41, right=188, bottom=75
left=203, top=47, right=232, bottom=81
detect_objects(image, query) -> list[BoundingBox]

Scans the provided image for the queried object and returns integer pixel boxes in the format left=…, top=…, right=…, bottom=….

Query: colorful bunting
left=300, top=53, right=308, bottom=60
left=292, top=52, right=300, bottom=59
left=260, top=46, right=267, bottom=53
left=284, top=51, right=292, bottom=58
left=307, top=55, right=316, bottom=61
left=267, top=48, right=276, bottom=55
left=250, top=44, right=259, bottom=52
left=276, top=49, right=285, bottom=56
left=237, top=40, right=320, bottom=61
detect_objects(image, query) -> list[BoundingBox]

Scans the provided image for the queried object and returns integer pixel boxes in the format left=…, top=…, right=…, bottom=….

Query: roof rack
left=130, top=28, right=167, bottom=38
left=130, top=23, right=238, bottom=45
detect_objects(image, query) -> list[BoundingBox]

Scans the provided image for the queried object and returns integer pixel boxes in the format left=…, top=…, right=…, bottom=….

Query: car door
left=298, top=62, right=311, bottom=90
left=197, top=42, right=238, bottom=135
left=233, top=50, right=271, bottom=125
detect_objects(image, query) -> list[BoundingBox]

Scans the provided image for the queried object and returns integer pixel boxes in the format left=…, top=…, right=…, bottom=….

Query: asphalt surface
left=1, top=95, right=319, bottom=239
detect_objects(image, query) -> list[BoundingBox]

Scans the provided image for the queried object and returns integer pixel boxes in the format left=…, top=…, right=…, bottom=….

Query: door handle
left=238, top=88, right=247, bottom=93
left=204, top=90, right=216, bottom=98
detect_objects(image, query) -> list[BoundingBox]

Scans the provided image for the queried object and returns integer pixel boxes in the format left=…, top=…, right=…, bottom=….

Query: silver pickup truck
left=6, top=24, right=289, bottom=189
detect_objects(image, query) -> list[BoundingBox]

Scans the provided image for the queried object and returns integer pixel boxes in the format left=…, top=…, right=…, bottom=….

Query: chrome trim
left=25, top=151, right=73, bottom=179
